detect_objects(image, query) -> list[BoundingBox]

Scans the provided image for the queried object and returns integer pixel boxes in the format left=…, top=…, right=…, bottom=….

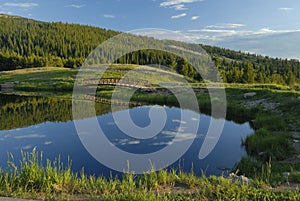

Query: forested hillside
left=0, top=14, right=118, bottom=69
left=0, top=14, right=300, bottom=86
left=203, top=45, right=300, bottom=86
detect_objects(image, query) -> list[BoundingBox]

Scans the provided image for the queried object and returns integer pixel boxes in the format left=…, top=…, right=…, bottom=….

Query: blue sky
left=0, top=0, right=300, bottom=59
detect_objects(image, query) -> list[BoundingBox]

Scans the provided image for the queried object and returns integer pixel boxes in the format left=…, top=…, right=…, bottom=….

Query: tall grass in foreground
left=0, top=148, right=300, bottom=200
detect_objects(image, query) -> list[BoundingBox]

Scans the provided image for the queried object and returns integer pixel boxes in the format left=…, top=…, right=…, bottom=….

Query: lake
left=0, top=93, right=253, bottom=177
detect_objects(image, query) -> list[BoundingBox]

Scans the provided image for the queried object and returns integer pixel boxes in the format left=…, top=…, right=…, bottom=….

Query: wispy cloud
left=278, top=7, right=294, bottom=12
left=206, top=23, right=246, bottom=29
left=191, top=16, right=199, bottom=20
left=186, top=28, right=300, bottom=43
left=68, top=4, right=85, bottom=9
left=160, top=0, right=203, bottom=10
left=187, top=29, right=240, bottom=41
left=104, top=14, right=115, bottom=19
left=171, top=13, right=187, bottom=19
left=160, top=0, right=203, bottom=7
left=3, top=2, right=38, bottom=8
left=132, top=29, right=193, bottom=42
left=171, top=4, right=187, bottom=10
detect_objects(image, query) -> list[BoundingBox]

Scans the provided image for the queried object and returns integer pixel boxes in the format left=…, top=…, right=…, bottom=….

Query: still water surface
left=0, top=94, right=253, bottom=177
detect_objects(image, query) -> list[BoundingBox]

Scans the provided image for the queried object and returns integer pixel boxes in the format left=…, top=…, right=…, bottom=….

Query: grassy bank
left=225, top=87, right=300, bottom=186
left=0, top=67, right=77, bottom=92
left=1, top=149, right=300, bottom=201
left=0, top=65, right=185, bottom=92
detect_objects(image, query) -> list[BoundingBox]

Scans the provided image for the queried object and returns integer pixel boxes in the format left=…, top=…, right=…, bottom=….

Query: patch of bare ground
left=242, top=98, right=280, bottom=112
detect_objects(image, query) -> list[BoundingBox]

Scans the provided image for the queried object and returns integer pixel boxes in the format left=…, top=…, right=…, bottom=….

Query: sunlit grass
left=0, top=149, right=300, bottom=200
left=0, top=65, right=187, bottom=93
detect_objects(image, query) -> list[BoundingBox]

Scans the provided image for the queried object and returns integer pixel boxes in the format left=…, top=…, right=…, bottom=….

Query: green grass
left=253, top=112, right=288, bottom=131
left=245, top=129, right=293, bottom=161
left=0, top=67, right=77, bottom=92
left=218, top=86, right=300, bottom=184
left=236, top=157, right=289, bottom=186
left=1, top=68, right=76, bottom=83
left=0, top=65, right=187, bottom=93
left=1, top=149, right=300, bottom=200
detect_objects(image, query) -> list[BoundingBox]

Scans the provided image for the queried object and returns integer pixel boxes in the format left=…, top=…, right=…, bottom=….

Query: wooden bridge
left=80, top=78, right=151, bottom=88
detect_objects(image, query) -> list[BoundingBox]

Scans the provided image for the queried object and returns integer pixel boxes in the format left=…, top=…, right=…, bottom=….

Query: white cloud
left=160, top=0, right=203, bottom=7
left=191, top=16, right=199, bottom=20
left=3, top=2, right=38, bottom=8
left=206, top=23, right=246, bottom=29
left=187, top=29, right=241, bottom=41
left=185, top=28, right=300, bottom=43
left=171, top=4, right=187, bottom=10
left=104, top=14, right=115, bottom=19
left=279, top=7, right=294, bottom=12
left=68, top=4, right=85, bottom=8
left=171, top=13, right=187, bottom=19
left=254, top=28, right=299, bottom=35
left=255, top=28, right=275, bottom=34
left=178, top=28, right=300, bottom=59
left=132, top=29, right=193, bottom=42
left=160, top=0, right=203, bottom=11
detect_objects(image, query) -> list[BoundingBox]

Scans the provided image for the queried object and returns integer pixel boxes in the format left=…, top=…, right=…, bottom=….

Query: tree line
left=203, top=45, right=300, bottom=86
